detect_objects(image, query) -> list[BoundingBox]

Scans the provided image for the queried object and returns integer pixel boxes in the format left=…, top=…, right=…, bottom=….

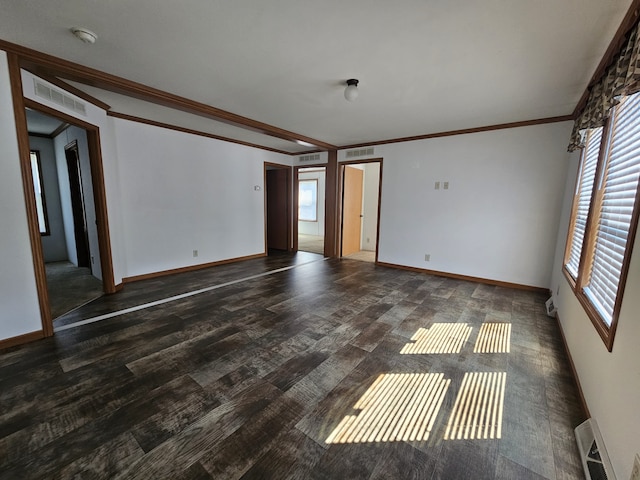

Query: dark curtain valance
left=569, top=23, right=640, bottom=151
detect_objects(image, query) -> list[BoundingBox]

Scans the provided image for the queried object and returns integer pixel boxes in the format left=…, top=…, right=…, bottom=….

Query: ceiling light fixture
left=344, top=79, right=359, bottom=101
left=70, top=27, right=98, bottom=44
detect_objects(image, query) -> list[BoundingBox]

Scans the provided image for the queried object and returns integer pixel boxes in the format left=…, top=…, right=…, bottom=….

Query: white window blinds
left=584, top=93, right=640, bottom=325
left=565, top=127, right=603, bottom=279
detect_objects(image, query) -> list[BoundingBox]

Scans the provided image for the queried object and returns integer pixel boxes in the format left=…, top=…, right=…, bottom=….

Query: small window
left=563, top=92, right=640, bottom=350
left=299, top=179, right=318, bottom=222
left=29, top=150, right=50, bottom=236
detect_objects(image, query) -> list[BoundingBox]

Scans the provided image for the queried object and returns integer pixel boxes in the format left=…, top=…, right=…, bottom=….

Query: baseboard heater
left=575, top=418, right=615, bottom=480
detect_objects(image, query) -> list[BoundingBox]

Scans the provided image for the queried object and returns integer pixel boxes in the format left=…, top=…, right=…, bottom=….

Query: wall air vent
left=575, top=419, right=615, bottom=480
left=345, top=147, right=375, bottom=158
left=299, top=153, right=321, bottom=162
left=34, top=79, right=87, bottom=116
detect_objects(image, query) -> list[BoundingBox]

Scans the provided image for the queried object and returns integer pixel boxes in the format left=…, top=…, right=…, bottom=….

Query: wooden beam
left=0, top=39, right=337, bottom=151
left=107, top=111, right=291, bottom=155
left=324, top=150, right=339, bottom=257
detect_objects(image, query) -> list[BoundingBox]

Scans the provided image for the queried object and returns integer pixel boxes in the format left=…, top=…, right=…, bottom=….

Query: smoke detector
left=70, top=27, right=98, bottom=44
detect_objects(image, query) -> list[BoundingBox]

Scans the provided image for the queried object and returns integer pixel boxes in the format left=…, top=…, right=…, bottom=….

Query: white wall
left=361, top=162, right=380, bottom=252
left=339, top=122, right=572, bottom=288
left=113, top=118, right=290, bottom=278
left=28, top=135, right=67, bottom=262
left=298, top=169, right=325, bottom=236
left=0, top=52, right=42, bottom=339
left=549, top=153, right=640, bottom=480
left=291, top=151, right=328, bottom=167
left=53, top=126, right=103, bottom=280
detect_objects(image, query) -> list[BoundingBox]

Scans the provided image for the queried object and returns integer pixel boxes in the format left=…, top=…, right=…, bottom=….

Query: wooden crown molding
left=107, top=111, right=291, bottom=155
left=338, top=115, right=574, bottom=151
left=0, top=38, right=336, bottom=151
left=6, top=19, right=629, bottom=156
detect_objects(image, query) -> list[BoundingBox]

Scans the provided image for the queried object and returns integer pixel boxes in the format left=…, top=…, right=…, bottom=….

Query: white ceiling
left=25, top=108, right=65, bottom=136
left=1, top=0, right=633, bottom=153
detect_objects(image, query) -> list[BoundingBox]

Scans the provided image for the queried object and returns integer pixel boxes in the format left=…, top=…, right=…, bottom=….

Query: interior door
left=65, top=144, right=92, bottom=269
left=341, top=165, right=364, bottom=256
left=266, top=167, right=290, bottom=251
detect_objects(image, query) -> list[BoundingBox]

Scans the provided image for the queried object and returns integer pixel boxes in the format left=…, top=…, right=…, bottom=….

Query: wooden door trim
left=324, top=151, right=339, bottom=257
left=293, top=167, right=299, bottom=252
left=338, top=158, right=384, bottom=263
left=8, top=63, right=117, bottom=339
left=23, top=99, right=117, bottom=295
left=7, top=53, right=52, bottom=337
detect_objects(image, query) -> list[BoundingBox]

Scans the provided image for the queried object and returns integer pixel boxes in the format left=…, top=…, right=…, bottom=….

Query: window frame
left=563, top=95, right=640, bottom=351
left=29, top=150, right=50, bottom=236
left=298, top=178, right=318, bottom=222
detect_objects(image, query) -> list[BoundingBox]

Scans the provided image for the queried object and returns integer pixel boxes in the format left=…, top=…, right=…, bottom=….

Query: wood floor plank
left=199, top=394, right=305, bottom=478
left=51, top=432, right=144, bottom=480
left=112, top=380, right=283, bottom=480
left=239, top=428, right=325, bottom=480
left=0, top=253, right=586, bottom=479
left=129, top=375, right=222, bottom=452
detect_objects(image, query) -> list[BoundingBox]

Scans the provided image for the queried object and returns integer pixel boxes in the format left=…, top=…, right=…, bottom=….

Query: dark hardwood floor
left=0, top=252, right=585, bottom=479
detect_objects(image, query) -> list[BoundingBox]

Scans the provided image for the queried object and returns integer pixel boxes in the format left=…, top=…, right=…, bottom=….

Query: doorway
left=340, top=160, right=382, bottom=263
left=265, top=163, right=292, bottom=252
left=26, top=109, right=106, bottom=320
left=296, top=166, right=326, bottom=255
left=21, top=100, right=115, bottom=334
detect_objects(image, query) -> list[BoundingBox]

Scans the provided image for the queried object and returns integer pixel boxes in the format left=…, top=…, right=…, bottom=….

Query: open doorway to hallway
left=297, top=166, right=326, bottom=255
left=340, top=160, right=381, bottom=263
left=26, top=108, right=104, bottom=320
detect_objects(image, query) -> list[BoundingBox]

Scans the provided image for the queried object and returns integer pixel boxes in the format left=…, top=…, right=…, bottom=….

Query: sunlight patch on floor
left=444, top=371, right=506, bottom=440
left=400, top=323, right=472, bottom=354
left=474, top=323, right=511, bottom=353
left=325, top=373, right=450, bottom=444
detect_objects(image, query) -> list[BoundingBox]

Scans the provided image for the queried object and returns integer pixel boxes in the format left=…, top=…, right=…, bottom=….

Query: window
left=299, top=179, right=318, bottom=222
left=563, top=92, right=640, bottom=350
left=564, top=127, right=603, bottom=279
left=29, top=150, right=50, bottom=236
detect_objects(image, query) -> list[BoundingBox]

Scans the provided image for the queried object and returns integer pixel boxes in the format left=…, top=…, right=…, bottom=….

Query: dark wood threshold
left=375, top=261, right=550, bottom=294
left=122, top=253, right=267, bottom=284
left=0, top=330, right=44, bottom=351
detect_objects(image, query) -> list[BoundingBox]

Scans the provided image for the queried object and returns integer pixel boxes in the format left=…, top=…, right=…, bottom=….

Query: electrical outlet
left=193, top=250, right=198, bottom=258
left=91, top=256, right=94, bottom=264
left=443, top=181, right=449, bottom=190
left=425, top=254, right=430, bottom=262
left=631, top=454, right=640, bottom=480
left=435, top=181, right=440, bottom=190
left=366, top=237, right=370, bottom=243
